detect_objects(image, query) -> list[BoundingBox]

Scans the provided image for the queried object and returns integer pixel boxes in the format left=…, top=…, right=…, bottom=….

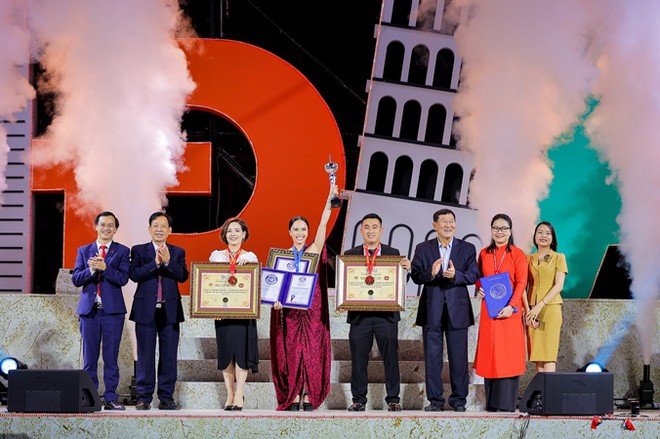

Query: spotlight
left=578, top=362, right=608, bottom=373
left=0, top=357, right=27, bottom=379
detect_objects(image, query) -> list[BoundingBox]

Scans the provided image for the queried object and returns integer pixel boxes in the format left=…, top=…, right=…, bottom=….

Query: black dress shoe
left=158, top=400, right=181, bottom=410
left=135, top=401, right=151, bottom=410
left=387, top=403, right=401, bottom=412
left=453, top=405, right=466, bottom=412
left=302, top=402, right=313, bottom=411
left=288, top=402, right=300, bottom=411
left=103, top=400, right=126, bottom=411
left=224, top=405, right=234, bottom=411
left=424, top=403, right=444, bottom=412
left=348, top=402, right=366, bottom=412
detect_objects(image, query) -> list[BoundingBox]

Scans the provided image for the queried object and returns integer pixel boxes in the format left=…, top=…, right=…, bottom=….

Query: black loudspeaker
left=7, top=369, right=101, bottom=413
left=520, top=372, right=614, bottom=415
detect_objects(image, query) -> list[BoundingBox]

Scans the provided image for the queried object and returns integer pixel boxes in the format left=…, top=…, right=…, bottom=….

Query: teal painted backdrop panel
left=539, top=123, right=621, bottom=298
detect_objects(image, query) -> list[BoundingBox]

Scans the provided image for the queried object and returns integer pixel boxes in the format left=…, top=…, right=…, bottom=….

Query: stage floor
left=1, top=407, right=658, bottom=439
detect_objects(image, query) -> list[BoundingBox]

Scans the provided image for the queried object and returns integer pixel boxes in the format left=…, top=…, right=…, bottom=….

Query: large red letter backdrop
left=31, top=38, right=345, bottom=294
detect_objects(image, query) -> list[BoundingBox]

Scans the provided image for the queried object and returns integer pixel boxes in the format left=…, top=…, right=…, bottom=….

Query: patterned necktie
left=97, top=245, right=107, bottom=297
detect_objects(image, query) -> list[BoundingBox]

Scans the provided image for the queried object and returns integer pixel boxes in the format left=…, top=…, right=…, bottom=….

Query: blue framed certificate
left=281, top=272, right=318, bottom=309
left=480, top=273, right=513, bottom=318
left=260, top=267, right=318, bottom=309
left=260, top=268, right=288, bottom=305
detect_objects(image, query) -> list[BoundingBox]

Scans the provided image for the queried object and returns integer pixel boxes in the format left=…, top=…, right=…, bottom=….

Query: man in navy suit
left=72, top=211, right=129, bottom=411
left=129, top=212, right=188, bottom=410
left=344, top=213, right=411, bottom=412
left=411, top=208, right=480, bottom=412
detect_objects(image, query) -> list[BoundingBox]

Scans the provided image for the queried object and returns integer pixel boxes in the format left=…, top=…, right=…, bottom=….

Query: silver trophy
left=324, top=155, right=342, bottom=208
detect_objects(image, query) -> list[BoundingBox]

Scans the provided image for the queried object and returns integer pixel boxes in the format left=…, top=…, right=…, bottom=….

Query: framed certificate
left=189, top=262, right=261, bottom=319
left=260, top=267, right=317, bottom=309
left=335, top=255, right=406, bottom=312
left=260, top=267, right=288, bottom=305
left=281, top=272, right=318, bottom=309
left=266, top=248, right=320, bottom=274
left=480, top=273, right=513, bottom=318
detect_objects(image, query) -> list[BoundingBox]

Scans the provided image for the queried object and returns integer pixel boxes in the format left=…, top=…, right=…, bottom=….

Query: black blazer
left=411, top=237, right=479, bottom=329
left=129, top=242, right=189, bottom=325
left=344, top=243, right=402, bottom=324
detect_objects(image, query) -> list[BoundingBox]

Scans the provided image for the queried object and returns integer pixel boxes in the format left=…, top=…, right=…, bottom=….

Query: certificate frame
left=266, top=248, right=320, bottom=274
left=335, top=255, right=406, bottom=312
left=281, top=272, right=318, bottom=310
left=189, top=262, right=261, bottom=319
left=260, top=267, right=288, bottom=306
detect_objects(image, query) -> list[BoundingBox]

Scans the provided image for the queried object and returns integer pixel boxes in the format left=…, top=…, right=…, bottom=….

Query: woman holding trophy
left=209, top=217, right=259, bottom=411
left=270, top=181, right=338, bottom=412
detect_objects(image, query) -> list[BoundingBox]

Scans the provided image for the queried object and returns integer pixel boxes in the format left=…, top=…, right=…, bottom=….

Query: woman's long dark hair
left=486, top=213, right=514, bottom=253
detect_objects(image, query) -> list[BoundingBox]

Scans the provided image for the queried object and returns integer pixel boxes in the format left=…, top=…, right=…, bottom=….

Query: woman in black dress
left=209, top=217, right=259, bottom=410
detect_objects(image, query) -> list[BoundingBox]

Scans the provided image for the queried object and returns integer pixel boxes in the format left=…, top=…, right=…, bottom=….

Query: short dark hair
left=95, top=211, right=119, bottom=228
left=361, top=213, right=382, bottom=225
left=534, top=221, right=558, bottom=251
left=148, top=211, right=173, bottom=227
left=486, top=213, right=515, bottom=253
left=220, top=217, right=249, bottom=244
left=288, top=216, right=309, bottom=230
left=433, top=209, right=455, bottom=222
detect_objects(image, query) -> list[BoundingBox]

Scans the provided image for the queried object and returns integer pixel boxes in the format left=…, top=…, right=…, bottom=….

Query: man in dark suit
left=129, top=212, right=188, bottom=410
left=344, top=213, right=411, bottom=412
left=411, top=208, right=479, bottom=412
left=72, top=211, right=129, bottom=411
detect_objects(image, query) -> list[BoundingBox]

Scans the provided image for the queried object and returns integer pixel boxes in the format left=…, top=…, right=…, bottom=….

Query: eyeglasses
left=491, top=226, right=511, bottom=233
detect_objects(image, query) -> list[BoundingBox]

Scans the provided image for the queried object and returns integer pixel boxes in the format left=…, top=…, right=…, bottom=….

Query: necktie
left=157, top=275, right=163, bottom=303
left=97, top=245, right=107, bottom=297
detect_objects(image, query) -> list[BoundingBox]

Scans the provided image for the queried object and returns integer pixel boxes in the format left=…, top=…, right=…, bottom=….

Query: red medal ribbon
left=493, top=247, right=506, bottom=274
left=228, top=248, right=242, bottom=274
left=228, top=248, right=242, bottom=285
left=364, top=243, right=381, bottom=277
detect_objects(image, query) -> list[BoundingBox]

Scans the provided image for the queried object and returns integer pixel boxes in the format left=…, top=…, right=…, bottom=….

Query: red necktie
left=97, top=245, right=107, bottom=297
left=157, top=275, right=163, bottom=303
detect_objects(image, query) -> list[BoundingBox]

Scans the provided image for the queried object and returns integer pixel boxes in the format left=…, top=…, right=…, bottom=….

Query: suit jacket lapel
left=430, top=238, right=441, bottom=261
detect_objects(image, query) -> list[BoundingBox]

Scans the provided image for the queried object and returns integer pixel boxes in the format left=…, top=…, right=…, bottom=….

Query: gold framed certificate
left=189, top=262, right=261, bottom=319
left=335, top=255, right=406, bottom=311
left=266, top=248, right=320, bottom=274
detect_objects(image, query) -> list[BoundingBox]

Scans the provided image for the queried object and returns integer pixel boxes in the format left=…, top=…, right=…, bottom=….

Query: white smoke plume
left=0, top=0, right=36, bottom=204
left=583, top=0, right=660, bottom=364
left=445, top=0, right=598, bottom=249
left=28, top=0, right=196, bottom=247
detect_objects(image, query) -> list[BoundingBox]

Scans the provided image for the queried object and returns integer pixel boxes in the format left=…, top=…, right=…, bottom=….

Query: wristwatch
left=510, top=305, right=518, bottom=313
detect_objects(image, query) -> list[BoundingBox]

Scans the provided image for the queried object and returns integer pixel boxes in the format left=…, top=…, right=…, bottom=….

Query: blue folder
left=480, top=273, right=513, bottom=318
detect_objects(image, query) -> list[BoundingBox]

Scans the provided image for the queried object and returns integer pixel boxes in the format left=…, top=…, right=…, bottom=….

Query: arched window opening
left=424, top=104, right=447, bottom=144
left=365, top=152, right=389, bottom=192
left=391, top=156, right=413, bottom=196
left=383, top=42, right=405, bottom=81
left=432, top=48, right=455, bottom=89
left=416, top=160, right=438, bottom=200
left=399, top=100, right=421, bottom=141
left=390, top=0, right=413, bottom=26
left=408, top=44, right=430, bottom=86
left=441, top=163, right=463, bottom=204
left=374, top=97, right=397, bottom=137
